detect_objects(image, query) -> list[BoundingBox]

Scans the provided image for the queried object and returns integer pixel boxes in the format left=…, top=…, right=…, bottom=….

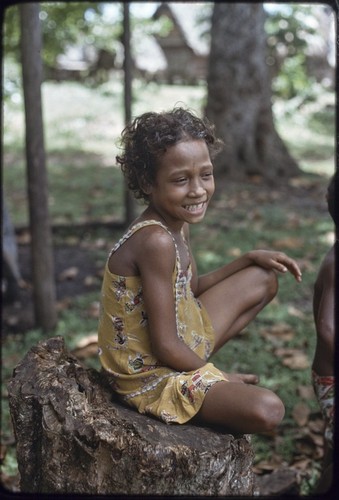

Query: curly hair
left=116, top=107, right=224, bottom=202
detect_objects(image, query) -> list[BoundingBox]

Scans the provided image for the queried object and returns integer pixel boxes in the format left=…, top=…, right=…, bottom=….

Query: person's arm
left=136, top=227, right=206, bottom=372
left=184, top=226, right=302, bottom=296
left=313, top=250, right=335, bottom=374
left=197, top=250, right=302, bottom=295
left=315, top=278, right=334, bottom=347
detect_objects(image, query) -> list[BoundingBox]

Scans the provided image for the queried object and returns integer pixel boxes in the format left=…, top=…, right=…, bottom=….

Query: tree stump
left=7, top=336, right=254, bottom=495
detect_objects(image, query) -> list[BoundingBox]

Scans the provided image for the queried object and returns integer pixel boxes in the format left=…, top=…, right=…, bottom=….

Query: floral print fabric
left=98, top=220, right=227, bottom=424
left=312, top=370, right=335, bottom=447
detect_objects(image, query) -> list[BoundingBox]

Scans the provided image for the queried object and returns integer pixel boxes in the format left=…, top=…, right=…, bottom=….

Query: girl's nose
left=188, top=179, right=205, bottom=197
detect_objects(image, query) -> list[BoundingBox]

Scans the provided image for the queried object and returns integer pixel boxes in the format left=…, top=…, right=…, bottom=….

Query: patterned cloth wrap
left=312, top=370, right=335, bottom=448
left=98, top=220, right=227, bottom=424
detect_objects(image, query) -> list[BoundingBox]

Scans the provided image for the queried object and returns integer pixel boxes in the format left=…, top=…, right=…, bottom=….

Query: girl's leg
left=196, top=380, right=285, bottom=434
left=196, top=266, right=283, bottom=434
left=198, top=265, right=278, bottom=352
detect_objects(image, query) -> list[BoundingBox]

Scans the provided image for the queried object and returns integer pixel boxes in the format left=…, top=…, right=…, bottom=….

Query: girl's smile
left=146, top=139, right=215, bottom=230
left=184, top=202, right=206, bottom=213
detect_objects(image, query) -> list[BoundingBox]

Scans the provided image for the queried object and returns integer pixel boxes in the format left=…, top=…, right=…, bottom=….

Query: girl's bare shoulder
left=133, top=224, right=175, bottom=259
left=108, top=223, right=175, bottom=276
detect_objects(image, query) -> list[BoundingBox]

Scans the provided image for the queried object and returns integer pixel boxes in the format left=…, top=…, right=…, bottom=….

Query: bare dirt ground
left=2, top=242, right=103, bottom=334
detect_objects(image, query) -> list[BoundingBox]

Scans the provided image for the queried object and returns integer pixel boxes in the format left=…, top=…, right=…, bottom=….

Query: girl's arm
left=184, top=225, right=302, bottom=296
left=136, top=227, right=207, bottom=372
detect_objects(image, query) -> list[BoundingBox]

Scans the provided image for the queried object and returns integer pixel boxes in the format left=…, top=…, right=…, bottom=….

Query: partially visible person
left=311, top=171, right=337, bottom=493
left=2, top=200, right=22, bottom=303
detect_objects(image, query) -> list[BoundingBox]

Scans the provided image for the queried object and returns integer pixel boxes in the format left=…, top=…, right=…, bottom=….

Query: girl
left=98, top=107, right=302, bottom=434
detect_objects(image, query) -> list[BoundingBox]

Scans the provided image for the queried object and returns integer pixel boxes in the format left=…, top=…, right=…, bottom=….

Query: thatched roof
left=155, top=2, right=210, bottom=55
left=135, top=2, right=210, bottom=74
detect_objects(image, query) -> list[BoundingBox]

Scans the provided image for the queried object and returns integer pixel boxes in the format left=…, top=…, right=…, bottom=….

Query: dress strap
left=109, top=220, right=181, bottom=269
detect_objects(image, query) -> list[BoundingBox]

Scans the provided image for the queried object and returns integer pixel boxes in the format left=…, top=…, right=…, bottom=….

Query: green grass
left=273, top=88, right=335, bottom=176
left=1, top=75, right=335, bottom=493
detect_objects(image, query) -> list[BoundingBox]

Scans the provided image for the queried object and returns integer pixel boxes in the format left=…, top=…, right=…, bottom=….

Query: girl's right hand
left=221, top=371, right=259, bottom=384
left=247, top=250, right=302, bottom=282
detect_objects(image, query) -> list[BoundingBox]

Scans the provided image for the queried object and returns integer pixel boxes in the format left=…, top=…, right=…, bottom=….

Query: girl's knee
left=254, top=391, right=285, bottom=432
left=255, top=266, right=278, bottom=303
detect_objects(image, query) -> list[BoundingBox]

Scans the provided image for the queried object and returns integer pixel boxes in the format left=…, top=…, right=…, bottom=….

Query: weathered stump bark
left=7, top=336, right=254, bottom=495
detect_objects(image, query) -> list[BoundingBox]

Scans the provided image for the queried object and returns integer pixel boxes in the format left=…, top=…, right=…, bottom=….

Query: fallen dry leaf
left=292, top=402, right=311, bottom=426
left=295, top=432, right=324, bottom=458
left=288, top=177, right=317, bottom=188
left=285, top=213, right=301, bottom=229
left=298, top=385, right=316, bottom=401
left=75, top=333, right=98, bottom=349
left=94, top=238, right=107, bottom=248
left=308, top=432, right=324, bottom=448
left=308, top=418, right=324, bottom=434
left=253, top=462, right=279, bottom=474
left=291, top=458, right=313, bottom=471
left=295, top=440, right=315, bottom=457
left=56, top=298, right=73, bottom=311
left=5, top=315, right=19, bottom=327
left=227, top=247, right=242, bottom=257
left=16, top=231, right=31, bottom=244
left=84, top=275, right=98, bottom=286
left=72, top=333, right=98, bottom=359
left=64, top=236, right=80, bottom=245
left=274, top=348, right=310, bottom=370
left=272, top=237, right=304, bottom=250
left=87, top=301, right=100, bottom=318
left=58, top=266, right=79, bottom=281
left=260, top=322, right=295, bottom=343
left=287, top=306, right=306, bottom=319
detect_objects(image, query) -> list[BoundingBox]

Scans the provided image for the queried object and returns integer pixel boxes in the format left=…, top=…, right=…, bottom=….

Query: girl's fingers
left=225, top=373, right=259, bottom=384
left=238, top=373, right=259, bottom=385
left=275, top=256, right=302, bottom=282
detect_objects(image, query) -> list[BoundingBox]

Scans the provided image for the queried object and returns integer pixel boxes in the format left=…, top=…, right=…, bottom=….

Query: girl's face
left=146, top=139, right=215, bottom=230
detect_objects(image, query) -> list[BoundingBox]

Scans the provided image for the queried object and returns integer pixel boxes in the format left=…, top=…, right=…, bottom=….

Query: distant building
left=151, top=2, right=210, bottom=84
left=134, top=2, right=210, bottom=84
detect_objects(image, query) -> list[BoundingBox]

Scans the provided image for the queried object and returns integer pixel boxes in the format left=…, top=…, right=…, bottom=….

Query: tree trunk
left=7, top=336, right=255, bottom=495
left=20, top=4, right=57, bottom=331
left=122, top=2, right=136, bottom=225
left=206, top=3, right=300, bottom=179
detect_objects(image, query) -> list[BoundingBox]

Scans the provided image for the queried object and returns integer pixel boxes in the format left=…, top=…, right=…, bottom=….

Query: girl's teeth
left=186, top=203, right=204, bottom=212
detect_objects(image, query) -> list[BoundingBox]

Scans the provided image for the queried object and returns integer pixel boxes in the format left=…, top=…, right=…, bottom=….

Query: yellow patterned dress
left=98, top=220, right=227, bottom=424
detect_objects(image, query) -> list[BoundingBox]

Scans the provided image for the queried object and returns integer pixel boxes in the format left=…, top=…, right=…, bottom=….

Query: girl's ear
left=142, top=183, right=152, bottom=195
left=137, top=174, right=153, bottom=195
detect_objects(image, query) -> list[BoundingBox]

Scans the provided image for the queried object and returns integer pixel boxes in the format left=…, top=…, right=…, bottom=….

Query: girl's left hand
left=248, top=250, right=302, bottom=282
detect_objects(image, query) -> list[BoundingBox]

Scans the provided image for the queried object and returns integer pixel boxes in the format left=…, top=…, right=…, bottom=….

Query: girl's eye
left=202, top=172, right=213, bottom=179
left=173, top=177, right=187, bottom=184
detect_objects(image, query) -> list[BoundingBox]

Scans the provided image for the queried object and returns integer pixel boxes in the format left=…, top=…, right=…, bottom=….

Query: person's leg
left=198, top=265, right=278, bottom=353
left=312, top=335, right=334, bottom=376
left=195, top=380, right=285, bottom=434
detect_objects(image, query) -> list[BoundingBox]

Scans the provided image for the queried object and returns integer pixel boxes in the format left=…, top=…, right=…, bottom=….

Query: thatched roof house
left=135, top=2, right=210, bottom=84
